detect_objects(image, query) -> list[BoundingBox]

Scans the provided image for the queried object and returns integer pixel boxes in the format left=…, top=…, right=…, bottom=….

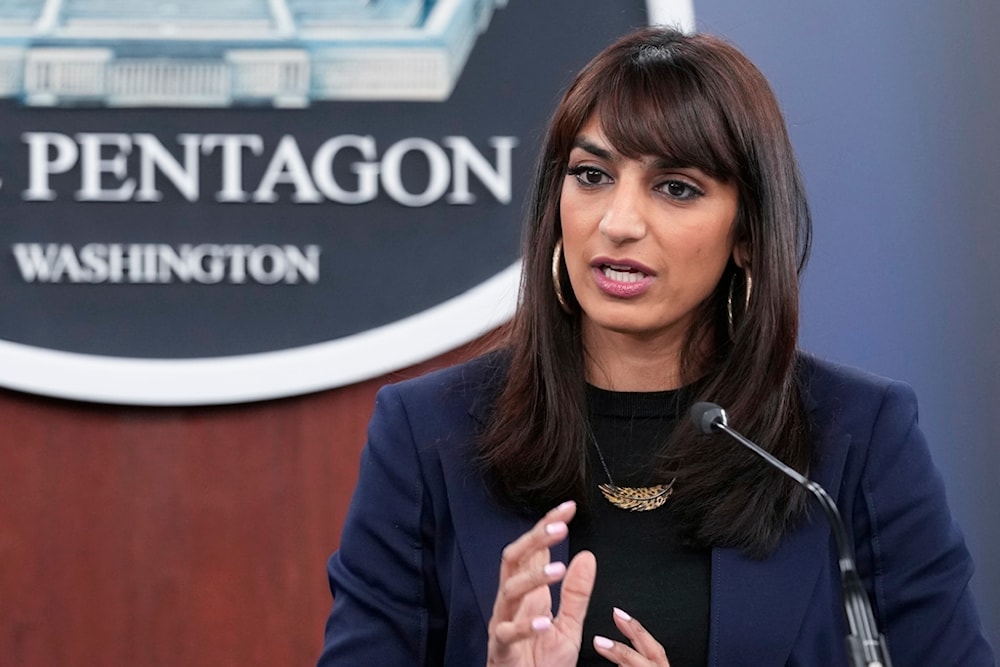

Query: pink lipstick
left=591, top=258, right=654, bottom=298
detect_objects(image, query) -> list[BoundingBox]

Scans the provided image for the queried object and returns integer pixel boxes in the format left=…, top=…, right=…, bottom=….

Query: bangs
left=591, top=57, right=740, bottom=181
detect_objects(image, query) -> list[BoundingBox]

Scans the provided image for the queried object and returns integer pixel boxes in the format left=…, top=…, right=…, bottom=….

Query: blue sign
left=0, top=0, right=672, bottom=404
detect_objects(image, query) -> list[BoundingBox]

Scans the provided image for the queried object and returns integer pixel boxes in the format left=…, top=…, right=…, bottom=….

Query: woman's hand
left=592, top=607, right=671, bottom=666
left=486, top=500, right=597, bottom=667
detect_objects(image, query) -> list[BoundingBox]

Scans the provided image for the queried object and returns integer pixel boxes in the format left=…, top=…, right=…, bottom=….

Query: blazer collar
left=445, top=359, right=570, bottom=627
left=439, top=447, right=570, bottom=628
left=708, top=361, right=852, bottom=666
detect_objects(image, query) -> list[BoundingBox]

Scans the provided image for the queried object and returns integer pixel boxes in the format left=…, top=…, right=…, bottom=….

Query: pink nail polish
left=594, top=635, right=614, bottom=650
left=557, top=500, right=576, bottom=511
left=613, top=607, right=632, bottom=621
left=545, top=521, right=567, bottom=536
left=531, top=616, right=552, bottom=632
left=543, top=561, right=566, bottom=577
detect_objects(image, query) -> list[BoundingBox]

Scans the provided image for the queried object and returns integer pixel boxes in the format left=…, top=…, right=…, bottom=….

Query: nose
left=598, top=179, right=648, bottom=244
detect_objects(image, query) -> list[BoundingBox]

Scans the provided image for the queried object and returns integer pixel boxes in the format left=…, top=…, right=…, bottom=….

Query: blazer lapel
left=442, top=462, right=537, bottom=626
left=708, top=383, right=853, bottom=666
left=435, top=368, right=571, bottom=628
left=708, top=506, right=832, bottom=665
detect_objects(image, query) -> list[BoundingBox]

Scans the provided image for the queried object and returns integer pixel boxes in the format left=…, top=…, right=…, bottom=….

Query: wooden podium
left=0, top=338, right=492, bottom=665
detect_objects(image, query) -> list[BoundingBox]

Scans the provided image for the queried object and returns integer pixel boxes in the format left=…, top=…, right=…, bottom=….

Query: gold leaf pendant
left=598, top=481, right=675, bottom=512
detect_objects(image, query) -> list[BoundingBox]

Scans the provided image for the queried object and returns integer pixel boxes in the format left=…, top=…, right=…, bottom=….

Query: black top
left=571, top=385, right=710, bottom=667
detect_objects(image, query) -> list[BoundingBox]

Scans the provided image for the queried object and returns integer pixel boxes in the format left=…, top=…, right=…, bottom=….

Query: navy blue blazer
left=318, top=353, right=994, bottom=666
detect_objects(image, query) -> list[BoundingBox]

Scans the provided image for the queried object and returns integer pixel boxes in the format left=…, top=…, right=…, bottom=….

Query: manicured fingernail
left=594, top=635, right=615, bottom=650
left=613, top=607, right=632, bottom=621
left=543, top=561, right=566, bottom=578
left=557, top=500, right=576, bottom=511
left=531, top=616, right=552, bottom=632
left=545, top=521, right=567, bottom=536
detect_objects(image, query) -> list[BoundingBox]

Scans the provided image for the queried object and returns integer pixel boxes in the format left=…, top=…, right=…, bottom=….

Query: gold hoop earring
left=727, top=269, right=752, bottom=339
left=551, top=239, right=572, bottom=314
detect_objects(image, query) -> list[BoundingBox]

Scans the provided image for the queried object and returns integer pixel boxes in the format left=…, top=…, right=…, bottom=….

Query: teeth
left=602, top=266, right=645, bottom=283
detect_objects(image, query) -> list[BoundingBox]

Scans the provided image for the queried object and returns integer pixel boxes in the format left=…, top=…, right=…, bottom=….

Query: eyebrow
left=650, top=156, right=693, bottom=170
left=571, top=137, right=615, bottom=161
left=570, top=136, right=695, bottom=172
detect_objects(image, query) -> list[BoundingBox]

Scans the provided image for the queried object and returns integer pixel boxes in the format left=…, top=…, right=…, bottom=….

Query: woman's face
left=559, top=114, right=740, bottom=352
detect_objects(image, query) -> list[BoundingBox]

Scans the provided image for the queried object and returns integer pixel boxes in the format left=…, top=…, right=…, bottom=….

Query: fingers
left=493, top=501, right=576, bottom=625
left=592, top=608, right=670, bottom=667
left=613, top=608, right=668, bottom=662
left=494, top=560, right=566, bottom=619
left=491, top=612, right=556, bottom=647
left=553, top=549, right=597, bottom=633
left=487, top=501, right=580, bottom=664
left=498, top=500, right=577, bottom=576
left=491, top=550, right=597, bottom=660
left=492, top=500, right=577, bottom=621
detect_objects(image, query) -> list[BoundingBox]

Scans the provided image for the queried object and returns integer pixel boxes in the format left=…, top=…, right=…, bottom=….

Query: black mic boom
left=688, top=402, right=893, bottom=667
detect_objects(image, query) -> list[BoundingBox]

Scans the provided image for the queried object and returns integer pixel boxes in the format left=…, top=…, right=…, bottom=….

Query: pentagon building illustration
left=0, top=0, right=508, bottom=106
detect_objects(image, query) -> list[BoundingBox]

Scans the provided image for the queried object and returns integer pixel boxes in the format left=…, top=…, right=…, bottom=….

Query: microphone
left=689, top=402, right=893, bottom=667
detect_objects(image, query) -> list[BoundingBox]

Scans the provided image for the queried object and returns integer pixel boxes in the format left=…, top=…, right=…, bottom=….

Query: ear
left=732, top=242, right=750, bottom=270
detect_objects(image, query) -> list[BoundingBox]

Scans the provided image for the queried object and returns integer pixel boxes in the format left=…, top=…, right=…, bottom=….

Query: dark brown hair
left=479, top=27, right=812, bottom=558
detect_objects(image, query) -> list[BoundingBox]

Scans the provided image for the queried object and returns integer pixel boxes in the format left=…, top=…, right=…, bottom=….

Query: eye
left=661, top=179, right=704, bottom=201
left=567, top=165, right=611, bottom=187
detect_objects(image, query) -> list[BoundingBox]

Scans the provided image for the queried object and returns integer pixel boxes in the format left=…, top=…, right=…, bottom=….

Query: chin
left=587, top=314, right=666, bottom=338
left=581, top=302, right=690, bottom=342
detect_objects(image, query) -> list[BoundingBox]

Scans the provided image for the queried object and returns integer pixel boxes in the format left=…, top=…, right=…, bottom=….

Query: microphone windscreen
left=689, top=401, right=726, bottom=434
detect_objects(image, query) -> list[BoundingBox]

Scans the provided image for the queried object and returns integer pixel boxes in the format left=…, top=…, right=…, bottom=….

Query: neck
left=583, top=325, right=688, bottom=391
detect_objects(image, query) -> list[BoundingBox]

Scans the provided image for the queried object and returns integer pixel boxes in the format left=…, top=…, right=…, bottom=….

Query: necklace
left=588, top=431, right=676, bottom=512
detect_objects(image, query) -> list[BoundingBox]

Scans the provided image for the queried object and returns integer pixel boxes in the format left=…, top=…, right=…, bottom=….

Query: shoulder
left=794, top=351, right=925, bottom=497
left=351, top=352, right=509, bottom=519
left=796, top=351, right=919, bottom=436
left=387, top=349, right=507, bottom=397
left=797, top=351, right=908, bottom=402
left=798, top=354, right=937, bottom=514
left=791, top=362, right=993, bottom=665
left=373, top=349, right=508, bottom=431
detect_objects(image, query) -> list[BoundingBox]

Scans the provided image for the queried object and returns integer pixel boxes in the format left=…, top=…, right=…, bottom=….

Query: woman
left=318, top=27, right=994, bottom=666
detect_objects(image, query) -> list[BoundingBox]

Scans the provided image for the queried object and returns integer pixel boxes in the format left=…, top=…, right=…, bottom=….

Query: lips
left=591, top=258, right=654, bottom=298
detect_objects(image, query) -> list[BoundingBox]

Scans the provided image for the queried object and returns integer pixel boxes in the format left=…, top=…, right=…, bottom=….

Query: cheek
left=676, top=225, right=732, bottom=260
left=558, top=198, right=585, bottom=278
left=700, top=215, right=738, bottom=260
left=675, top=229, right=735, bottom=286
left=559, top=191, right=584, bottom=232
left=558, top=195, right=596, bottom=256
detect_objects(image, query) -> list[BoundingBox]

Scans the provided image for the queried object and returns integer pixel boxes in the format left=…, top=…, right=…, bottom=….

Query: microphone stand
left=691, top=403, right=893, bottom=667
